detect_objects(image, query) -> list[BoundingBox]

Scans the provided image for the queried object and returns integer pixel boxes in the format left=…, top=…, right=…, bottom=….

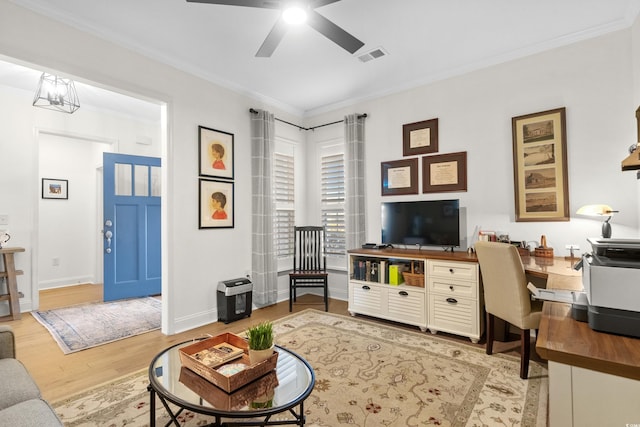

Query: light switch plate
left=0, top=214, right=8, bottom=226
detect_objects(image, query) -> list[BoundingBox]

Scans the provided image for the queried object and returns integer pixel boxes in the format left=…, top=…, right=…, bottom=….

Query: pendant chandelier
left=32, top=73, right=80, bottom=114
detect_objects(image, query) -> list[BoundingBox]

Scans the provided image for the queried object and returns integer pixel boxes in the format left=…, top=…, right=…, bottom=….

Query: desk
left=530, top=256, right=640, bottom=427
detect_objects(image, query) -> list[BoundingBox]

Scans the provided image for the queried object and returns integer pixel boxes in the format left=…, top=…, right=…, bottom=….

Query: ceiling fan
left=186, top=0, right=365, bottom=57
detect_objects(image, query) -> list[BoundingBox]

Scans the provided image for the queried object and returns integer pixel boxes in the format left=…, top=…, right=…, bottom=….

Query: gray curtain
left=345, top=114, right=367, bottom=251
left=251, top=109, right=278, bottom=307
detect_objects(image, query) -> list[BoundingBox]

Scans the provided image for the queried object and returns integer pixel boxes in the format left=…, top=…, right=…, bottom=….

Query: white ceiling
left=4, top=0, right=640, bottom=117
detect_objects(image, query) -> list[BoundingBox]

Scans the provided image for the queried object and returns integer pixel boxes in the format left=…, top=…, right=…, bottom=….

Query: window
left=321, top=152, right=346, bottom=259
left=274, top=151, right=295, bottom=258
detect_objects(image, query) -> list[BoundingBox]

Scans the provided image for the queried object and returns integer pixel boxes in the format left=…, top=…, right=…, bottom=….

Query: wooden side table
left=0, top=247, right=25, bottom=321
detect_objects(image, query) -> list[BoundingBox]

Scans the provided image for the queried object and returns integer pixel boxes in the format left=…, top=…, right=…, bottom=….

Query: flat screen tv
left=381, top=200, right=460, bottom=249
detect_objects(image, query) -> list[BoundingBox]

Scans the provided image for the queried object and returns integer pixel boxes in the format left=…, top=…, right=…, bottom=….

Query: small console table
left=0, top=247, right=25, bottom=321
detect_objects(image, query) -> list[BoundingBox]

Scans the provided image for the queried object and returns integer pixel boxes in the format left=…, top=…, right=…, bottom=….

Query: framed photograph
left=381, top=158, right=419, bottom=196
left=42, top=178, right=68, bottom=199
left=199, top=126, right=234, bottom=180
left=199, top=179, right=234, bottom=229
left=403, top=118, right=438, bottom=156
left=512, top=107, right=569, bottom=222
left=422, top=152, right=467, bottom=193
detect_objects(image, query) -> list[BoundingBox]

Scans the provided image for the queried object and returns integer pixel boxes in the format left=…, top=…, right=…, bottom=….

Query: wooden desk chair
left=475, top=241, right=543, bottom=379
left=289, top=226, right=328, bottom=312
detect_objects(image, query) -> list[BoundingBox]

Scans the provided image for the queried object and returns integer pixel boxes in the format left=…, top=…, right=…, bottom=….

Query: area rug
left=52, top=309, right=547, bottom=426
left=32, top=297, right=161, bottom=354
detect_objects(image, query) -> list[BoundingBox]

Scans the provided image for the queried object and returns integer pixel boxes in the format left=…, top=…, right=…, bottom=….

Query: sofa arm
left=0, top=325, right=16, bottom=359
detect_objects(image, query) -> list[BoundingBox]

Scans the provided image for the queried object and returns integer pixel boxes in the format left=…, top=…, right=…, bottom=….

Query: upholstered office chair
left=289, top=226, right=328, bottom=312
left=474, top=241, right=543, bottom=379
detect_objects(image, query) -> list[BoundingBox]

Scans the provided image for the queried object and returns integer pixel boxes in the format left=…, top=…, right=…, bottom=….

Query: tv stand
left=348, top=248, right=484, bottom=342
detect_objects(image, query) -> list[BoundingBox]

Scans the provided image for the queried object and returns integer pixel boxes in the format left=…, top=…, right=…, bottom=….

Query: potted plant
left=246, top=321, right=274, bottom=365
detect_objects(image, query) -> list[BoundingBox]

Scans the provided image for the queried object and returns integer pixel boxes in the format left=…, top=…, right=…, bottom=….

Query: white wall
left=306, top=29, right=639, bottom=260
left=38, top=133, right=107, bottom=289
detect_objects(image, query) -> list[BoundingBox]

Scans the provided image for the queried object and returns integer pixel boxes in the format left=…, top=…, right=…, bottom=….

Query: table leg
left=148, top=385, right=156, bottom=427
left=152, top=386, right=184, bottom=427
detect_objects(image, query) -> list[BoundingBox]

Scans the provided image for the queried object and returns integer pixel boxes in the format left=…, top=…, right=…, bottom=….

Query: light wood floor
left=5, top=284, right=538, bottom=402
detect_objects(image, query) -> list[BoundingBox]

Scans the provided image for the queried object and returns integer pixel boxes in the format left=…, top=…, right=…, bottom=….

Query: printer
left=577, top=238, right=640, bottom=338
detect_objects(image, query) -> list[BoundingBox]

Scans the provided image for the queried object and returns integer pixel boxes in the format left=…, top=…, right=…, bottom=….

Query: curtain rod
left=249, top=108, right=367, bottom=131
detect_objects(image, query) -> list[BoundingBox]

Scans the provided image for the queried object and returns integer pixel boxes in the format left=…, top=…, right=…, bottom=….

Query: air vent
left=358, top=47, right=388, bottom=63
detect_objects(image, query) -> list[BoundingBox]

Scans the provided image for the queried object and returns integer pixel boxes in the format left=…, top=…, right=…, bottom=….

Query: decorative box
left=179, top=332, right=278, bottom=392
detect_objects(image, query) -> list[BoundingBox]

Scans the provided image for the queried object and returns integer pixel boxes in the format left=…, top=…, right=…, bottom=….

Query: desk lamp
left=576, top=204, right=618, bottom=238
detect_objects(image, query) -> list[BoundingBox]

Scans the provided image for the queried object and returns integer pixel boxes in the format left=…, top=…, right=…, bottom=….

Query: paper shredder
left=217, top=277, right=253, bottom=323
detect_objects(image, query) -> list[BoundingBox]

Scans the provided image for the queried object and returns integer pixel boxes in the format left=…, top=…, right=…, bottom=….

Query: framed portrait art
left=42, top=178, right=68, bottom=199
left=381, top=158, right=419, bottom=196
left=422, top=152, right=467, bottom=194
left=199, top=179, right=234, bottom=229
left=198, top=126, right=234, bottom=180
left=512, top=107, right=569, bottom=222
left=402, top=118, right=438, bottom=156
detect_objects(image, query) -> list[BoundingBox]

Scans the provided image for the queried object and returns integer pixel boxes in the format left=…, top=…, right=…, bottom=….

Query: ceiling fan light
left=282, top=6, right=307, bottom=25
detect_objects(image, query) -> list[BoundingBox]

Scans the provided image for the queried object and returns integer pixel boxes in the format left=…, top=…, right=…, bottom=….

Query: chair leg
left=324, top=279, right=328, bottom=312
left=520, top=329, right=531, bottom=379
left=486, top=312, right=495, bottom=355
left=289, top=278, right=293, bottom=312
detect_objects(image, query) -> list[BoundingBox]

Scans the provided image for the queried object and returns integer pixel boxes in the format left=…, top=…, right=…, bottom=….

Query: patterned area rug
left=52, top=309, right=547, bottom=426
left=32, top=297, right=161, bottom=354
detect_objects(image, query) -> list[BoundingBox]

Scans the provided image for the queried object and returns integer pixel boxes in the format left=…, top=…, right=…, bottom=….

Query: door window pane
left=151, top=166, right=161, bottom=197
left=115, top=163, right=132, bottom=196
left=135, top=165, right=149, bottom=197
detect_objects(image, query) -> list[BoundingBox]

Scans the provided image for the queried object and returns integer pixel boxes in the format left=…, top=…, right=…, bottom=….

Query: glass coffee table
left=148, top=340, right=315, bottom=427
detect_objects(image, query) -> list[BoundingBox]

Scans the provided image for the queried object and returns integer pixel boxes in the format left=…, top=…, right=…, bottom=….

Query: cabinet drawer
left=428, top=294, right=478, bottom=336
left=350, top=283, right=384, bottom=315
left=428, top=260, right=477, bottom=280
left=429, top=278, right=477, bottom=299
left=388, top=288, right=426, bottom=325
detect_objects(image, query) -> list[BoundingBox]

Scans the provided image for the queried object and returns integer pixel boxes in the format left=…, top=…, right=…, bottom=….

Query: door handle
left=105, top=230, right=113, bottom=254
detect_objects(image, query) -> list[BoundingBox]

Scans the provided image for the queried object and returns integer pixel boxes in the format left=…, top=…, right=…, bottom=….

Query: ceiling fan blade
left=186, top=0, right=281, bottom=9
left=307, top=10, right=364, bottom=54
left=310, top=0, right=341, bottom=8
left=255, top=17, right=289, bottom=57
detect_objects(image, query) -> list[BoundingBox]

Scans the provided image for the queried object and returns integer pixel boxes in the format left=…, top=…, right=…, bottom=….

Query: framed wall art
left=199, top=125, right=234, bottom=180
left=381, top=158, right=419, bottom=196
left=199, top=179, right=234, bottom=229
left=42, top=178, right=68, bottom=199
left=422, top=151, right=467, bottom=193
left=512, top=107, right=569, bottom=222
left=403, top=118, right=438, bottom=156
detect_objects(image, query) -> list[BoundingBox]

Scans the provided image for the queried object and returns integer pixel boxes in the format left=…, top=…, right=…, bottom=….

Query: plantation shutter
left=274, top=152, right=295, bottom=258
left=321, top=153, right=346, bottom=257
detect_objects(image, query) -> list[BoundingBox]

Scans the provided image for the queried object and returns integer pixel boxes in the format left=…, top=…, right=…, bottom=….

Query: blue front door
left=103, top=153, right=161, bottom=301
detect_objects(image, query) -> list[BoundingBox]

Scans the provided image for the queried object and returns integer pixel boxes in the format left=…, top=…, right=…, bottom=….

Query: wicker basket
left=534, top=247, right=554, bottom=258
left=402, top=261, right=425, bottom=287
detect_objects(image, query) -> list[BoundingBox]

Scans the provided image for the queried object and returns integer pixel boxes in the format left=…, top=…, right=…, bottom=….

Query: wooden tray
left=179, top=366, right=279, bottom=410
left=179, top=333, right=278, bottom=392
